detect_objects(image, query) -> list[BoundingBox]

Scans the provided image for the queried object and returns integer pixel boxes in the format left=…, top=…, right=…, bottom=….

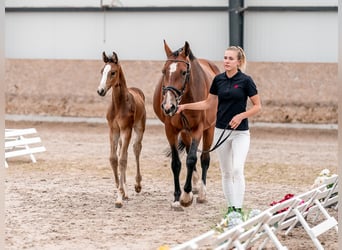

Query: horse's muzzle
left=161, top=103, right=177, bottom=116
left=97, top=88, right=106, bottom=96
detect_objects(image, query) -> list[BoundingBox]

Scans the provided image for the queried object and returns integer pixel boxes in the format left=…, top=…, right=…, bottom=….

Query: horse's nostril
left=97, top=89, right=105, bottom=96
left=161, top=103, right=178, bottom=116
left=161, top=104, right=170, bottom=115
left=169, top=105, right=177, bottom=116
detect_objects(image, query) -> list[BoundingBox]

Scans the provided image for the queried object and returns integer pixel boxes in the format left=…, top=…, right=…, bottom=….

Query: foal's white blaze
left=164, top=62, right=178, bottom=110
left=98, top=64, right=111, bottom=91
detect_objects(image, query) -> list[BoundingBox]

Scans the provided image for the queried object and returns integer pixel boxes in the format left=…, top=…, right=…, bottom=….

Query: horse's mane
left=107, top=58, right=117, bottom=63
left=173, top=48, right=196, bottom=61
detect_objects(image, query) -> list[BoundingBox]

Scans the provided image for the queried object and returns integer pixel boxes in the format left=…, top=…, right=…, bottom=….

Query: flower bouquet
left=312, top=168, right=337, bottom=189
left=312, top=168, right=338, bottom=207
left=215, top=208, right=262, bottom=233
left=270, top=193, right=295, bottom=214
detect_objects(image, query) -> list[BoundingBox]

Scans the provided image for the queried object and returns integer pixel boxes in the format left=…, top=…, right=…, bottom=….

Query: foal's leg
left=115, top=128, right=132, bottom=207
left=110, top=127, right=125, bottom=208
left=109, top=127, right=120, bottom=189
left=132, top=123, right=145, bottom=193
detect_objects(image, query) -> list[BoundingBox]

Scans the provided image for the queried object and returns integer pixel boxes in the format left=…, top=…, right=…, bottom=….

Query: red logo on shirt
left=234, top=84, right=239, bottom=88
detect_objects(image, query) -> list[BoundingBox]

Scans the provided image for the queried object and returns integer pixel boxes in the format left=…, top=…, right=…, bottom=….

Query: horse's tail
left=165, top=138, right=186, bottom=157
left=177, top=139, right=186, bottom=153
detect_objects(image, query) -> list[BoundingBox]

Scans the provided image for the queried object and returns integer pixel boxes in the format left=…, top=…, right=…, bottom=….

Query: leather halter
left=162, top=59, right=191, bottom=104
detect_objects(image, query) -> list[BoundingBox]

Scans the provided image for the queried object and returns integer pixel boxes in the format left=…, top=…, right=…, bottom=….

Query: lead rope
left=199, top=125, right=232, bottom=154
left=179, top=111, right=232, bottom=153
left=180, top=112, right=191, bottom=132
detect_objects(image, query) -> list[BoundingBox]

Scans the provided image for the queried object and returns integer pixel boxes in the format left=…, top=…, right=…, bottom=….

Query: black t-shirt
left=209, top=70, right=258, bottom=130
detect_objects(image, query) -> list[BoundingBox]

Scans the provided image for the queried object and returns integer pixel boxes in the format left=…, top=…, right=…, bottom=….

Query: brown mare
left=153, top=41, right=220, bottom=210
left=97, top=51, right=146, bottom=208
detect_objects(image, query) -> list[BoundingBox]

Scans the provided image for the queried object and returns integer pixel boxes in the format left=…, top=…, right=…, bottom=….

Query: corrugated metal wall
left=5, top=0, right=338, bottom=62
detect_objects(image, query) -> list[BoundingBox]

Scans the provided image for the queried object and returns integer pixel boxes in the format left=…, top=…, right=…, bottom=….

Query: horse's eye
left=111, top=71, right=116, bottom=77
left=162, top=69, right=166, bottom=75
left=182, top=71, right=187, bottom=76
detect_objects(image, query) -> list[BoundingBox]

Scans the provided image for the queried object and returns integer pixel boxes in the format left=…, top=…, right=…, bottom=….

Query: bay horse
left=153, top=40, right=220, bottom=210
left=97, top=51, right=146, bottom=208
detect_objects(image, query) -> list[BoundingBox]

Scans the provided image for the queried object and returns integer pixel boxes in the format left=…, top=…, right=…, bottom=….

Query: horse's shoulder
left=128, top=87, right=145, bottom=102
left=197, top=59, right=220, bottom=76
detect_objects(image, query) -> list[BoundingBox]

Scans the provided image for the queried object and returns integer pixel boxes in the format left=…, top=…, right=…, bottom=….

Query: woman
left=176, top=46, right=261, bottom=213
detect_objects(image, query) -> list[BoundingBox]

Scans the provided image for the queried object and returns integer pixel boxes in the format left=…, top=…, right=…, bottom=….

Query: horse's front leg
left=170, top=145, right=183, bottom=211
left=197, top=126, right=214, bottom=203
left=115, top=128, right=132, bottom=208
left=181, top=132, right=200, bottom=195
left=180, top=139, right=199, bottom=207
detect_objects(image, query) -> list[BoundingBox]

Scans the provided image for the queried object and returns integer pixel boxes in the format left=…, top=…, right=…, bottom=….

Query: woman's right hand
left=176, top=104, right=185, bottom=114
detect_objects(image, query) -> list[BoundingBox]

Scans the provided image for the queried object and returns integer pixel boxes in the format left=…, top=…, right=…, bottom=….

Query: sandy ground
left=4, top=120, right=338, bottom=250
left=4, top=58, right=338, bottom=249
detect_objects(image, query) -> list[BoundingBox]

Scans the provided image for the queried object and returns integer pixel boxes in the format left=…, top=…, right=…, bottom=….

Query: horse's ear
left=181, top=41, right=190, bottom=58
left=112, top=52, right=119, bottom=64
left=163, top=40, right=173, bottom=57
left=102, top=51, right=109, bottom=63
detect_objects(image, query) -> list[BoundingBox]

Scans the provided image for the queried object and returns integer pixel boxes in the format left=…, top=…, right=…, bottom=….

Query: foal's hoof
left=196, top=197, right=207, bottom=204
left=135, top=184, right=142, bottom=193
left=115, top=201, right=123, bottom=208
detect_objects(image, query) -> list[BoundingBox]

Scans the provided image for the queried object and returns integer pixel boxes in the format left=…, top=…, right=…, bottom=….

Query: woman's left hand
left=229, top=114, right=243, bottom=129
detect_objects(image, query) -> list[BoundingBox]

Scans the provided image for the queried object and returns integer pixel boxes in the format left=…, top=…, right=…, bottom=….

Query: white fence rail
left=5, top=128, right=46, bottom=167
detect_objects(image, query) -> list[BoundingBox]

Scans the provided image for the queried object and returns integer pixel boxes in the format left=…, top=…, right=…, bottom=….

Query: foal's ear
left=102, top=51, right=109, bottom=63
left=181, top=41, right=190, bottom=58
left=112, top=52, right=119, bottom=64
left=163, top=39, right=173, bottom=57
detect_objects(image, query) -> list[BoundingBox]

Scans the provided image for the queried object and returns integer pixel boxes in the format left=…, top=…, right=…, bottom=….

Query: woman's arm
left=229, top=94, right=261, bottom=129
left=176, top=94, right=217, bottom=113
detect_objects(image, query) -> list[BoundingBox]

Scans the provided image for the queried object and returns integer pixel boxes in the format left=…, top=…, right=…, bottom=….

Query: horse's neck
left=111, top=68, right=129, bottom=107
left=186, top=62, right=207, bottom=101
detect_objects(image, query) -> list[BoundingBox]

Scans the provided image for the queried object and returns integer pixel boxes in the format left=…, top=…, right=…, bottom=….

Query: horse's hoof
left=192, top=171, right=200, bottom=194
left=115, top=201, right=123, bottom=208
left=135, top=184, right=142, bottom=193
left=180, top=199, right=193, bottom=207
left=180, top=192, right=193, bottom=207
left=192, top=187, right=199, bottom=195
left=196, top=197, right=207, bottom=204
left=197, top=182, right=207, bottom=203
left=171, top=201, right=184, bottom=211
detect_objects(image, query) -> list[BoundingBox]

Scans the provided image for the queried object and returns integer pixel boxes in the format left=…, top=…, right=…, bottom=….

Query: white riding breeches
left=214, top=128, right=250, bottom=208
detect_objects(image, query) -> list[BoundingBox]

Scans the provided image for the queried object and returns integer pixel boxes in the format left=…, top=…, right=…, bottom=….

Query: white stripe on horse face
left=163, top=62, right=178, bottom=108
left=98, top=64, right=111, bottom=90
left=164, top=91, right=173, bottom=108
left=169, top=62, right=177, bottom=79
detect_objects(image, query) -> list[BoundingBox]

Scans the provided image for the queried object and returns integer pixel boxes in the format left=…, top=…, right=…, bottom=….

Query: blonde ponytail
left=227, top=46, right=247, bottom=72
